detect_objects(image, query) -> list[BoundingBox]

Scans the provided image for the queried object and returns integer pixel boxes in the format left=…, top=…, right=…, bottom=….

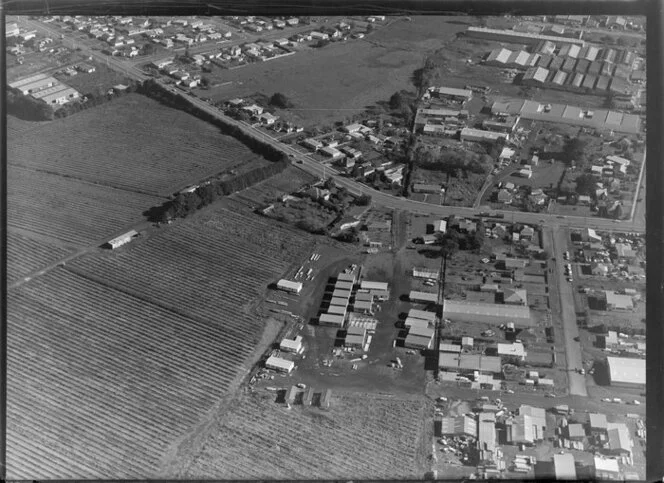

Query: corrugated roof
left=553, top=453, right=577, bottom=480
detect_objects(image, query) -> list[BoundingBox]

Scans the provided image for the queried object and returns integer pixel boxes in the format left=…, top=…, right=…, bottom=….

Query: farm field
left=180, top=390, right=428, bottom=479
left=7, top=266, right=282, bottom=479
left=7, top=230, right=74, bottom=284
left=8, top=166, right=163, bottom=246
left=8, top=94, right=268, bottom=197
left=66, top=203, right=318, bottom=333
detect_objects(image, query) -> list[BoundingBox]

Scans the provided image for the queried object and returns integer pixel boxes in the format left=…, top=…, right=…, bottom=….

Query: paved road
left=545, top=226, right=588, bottom=397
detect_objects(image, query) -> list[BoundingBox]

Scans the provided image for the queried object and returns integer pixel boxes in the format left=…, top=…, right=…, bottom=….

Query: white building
left=279, top=335, right=304, bottom=354
left=265, top=355, right=295, bottom=373
left=105, top=230, right=138, bottom=249
left=409, top=291, right=439, bottom=304
left=276, top=279, right=303, bottom=294
left=607, top=356, right=645, bottom=388
left=360, top=280, right=389, bottom=292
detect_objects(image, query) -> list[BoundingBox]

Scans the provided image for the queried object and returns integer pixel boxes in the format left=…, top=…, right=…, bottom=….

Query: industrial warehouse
left=443, top=300, right=534, bottom=326
left=8, top=72, right=80, bottom=106
left=490, top=99, right=641, bottom=134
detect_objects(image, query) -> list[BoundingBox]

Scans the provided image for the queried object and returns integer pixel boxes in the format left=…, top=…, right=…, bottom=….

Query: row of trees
left=7, top=87, right=54, bottom=121
left=413, top=148, right=491, bottom=176
left=150, top=160, right=290, bottom=222
left=137, top=79, right=289, bottom=163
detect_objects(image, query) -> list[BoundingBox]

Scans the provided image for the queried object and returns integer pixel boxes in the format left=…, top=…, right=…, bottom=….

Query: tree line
left=136, top=79, right=290, bottom=164
left=148, top=160, right=290, bottom=222
left=7, top=86, right=54, bottom=121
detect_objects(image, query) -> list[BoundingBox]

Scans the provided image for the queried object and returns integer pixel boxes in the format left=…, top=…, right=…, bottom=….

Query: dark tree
left=389, top=91, right=404, bottom=110
left=269, top=92, right=293, bottom=109
left=200, top=76, right=210, bottom=88
left=563, top=137, right=589, bottom=167
left=355, top=194, right=372, bottom=206
left=574, top=173, right=596, bottom=196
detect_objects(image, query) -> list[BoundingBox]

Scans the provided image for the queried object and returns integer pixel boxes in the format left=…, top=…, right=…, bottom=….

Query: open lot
left=201, top=16, right=477, bottom=127
left=180, top=390, right=428, bottom=479
left=54, top=61, right=132, bottom=95
left=8, top=94, right=268, bottom=197
left=7, top=229, right=74, bottom=284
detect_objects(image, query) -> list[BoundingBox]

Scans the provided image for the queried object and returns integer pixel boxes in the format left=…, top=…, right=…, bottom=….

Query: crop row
left=8, top=94, right=264, bottom=196
left=8, top=167, right=162, bottom=246
left=185, top=393, right=424, bottom=479
left=7, top=268, right=251, bottom=478
left=7, top=230, right=72, bottom=284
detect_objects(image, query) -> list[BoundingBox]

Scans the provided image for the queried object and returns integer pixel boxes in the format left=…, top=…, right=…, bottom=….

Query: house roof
left=604, top=290, right=634, bottom=309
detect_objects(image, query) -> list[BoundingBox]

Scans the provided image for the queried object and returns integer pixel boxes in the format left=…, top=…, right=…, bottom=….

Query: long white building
left=277, top=279, right=302, bottom=294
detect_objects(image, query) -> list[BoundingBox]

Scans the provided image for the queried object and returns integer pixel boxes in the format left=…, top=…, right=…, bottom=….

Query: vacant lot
left=202, top=17, right=476, bottom=127
left=6, top=266, right=281, bottom=479
left=8, top=94, right=267, bottom=197
left=8, top=167, right=163, bottom=247
left=180, top=390, right=428, bottom=479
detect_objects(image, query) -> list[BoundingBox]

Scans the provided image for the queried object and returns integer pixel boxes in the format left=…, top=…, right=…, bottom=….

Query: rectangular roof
left=9, top=72, right=50, bottom=89
left=410, top=290, right=439, bottom=303
left=330, top=297, right=349, bottom=307
left=594, top=456, right=620, bottom=474
left=443, top=300, right=532, bottom=323
left=438, top=352, right=460, bottom=369
left=337, top=272, right=356, bottom=282
left=435, top=86, right=473, bottom=98
left=466, top=26, right=585, bottom=46
left=277, top=279, right=303, bottom=291
left=319, top=313, right=345, bottom=325
left=332, top=289, right=351, bottom=299
left=353, top=300, right=372, bottom=310
left=405, top=333, right=433, bottom=348
left=589, top=413, right=608, bottom=429
left=607, top=356, right=645, bottom=385
left=458, top=354, right=502, bottom=373
left=409, top=325, right=435, bottom=338
left=553, top=453, right=577, bottom=480
left=265, top=355, right=294, bottom=371
left=335, top=280, right=353, bottom=290
left=327, top=305, right=347, bottom=316
left=405, top=317, right=430, bottom=330
left=440, top=342, right=462, bottom=353
left=360, top=280, right=388, bottom=291
left=409, top=309, right=437, bottom=321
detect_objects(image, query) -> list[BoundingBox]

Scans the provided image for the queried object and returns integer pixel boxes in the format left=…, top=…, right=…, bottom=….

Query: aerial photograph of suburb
left=6, top=12, right=646, bottom=481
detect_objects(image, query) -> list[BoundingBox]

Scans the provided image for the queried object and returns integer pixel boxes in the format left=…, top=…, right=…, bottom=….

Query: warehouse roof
left=607, top=356, right=645, bottom=385
left=553, top=453, right=577, bottom=480
left=409, top=290, right=439, bottom=303
left=524, top=66, right=549, bottom=83
left=433, top=86, right=473, bottom=98
left=443, top=300, right=532, bottom=323
left=589, top=412, right=608, bottom=430
left=440, top=415, right=477, bottom=437
left=405, top=317, right=430, bottom=330
left=409, top=309, right=437, bottom=322
left=405, top=333, right=433, bottom=349
left=319, top=313, right=345, bottom=325
left=604, top=291, right=634, bottom=309
left=458, top=354, right=502, bottom=373
left=567, top=423, right=586, bottom=439
left=360, top=280, right=388, bottom=291
left=330, top=297, right=349, bottom=307
left=594, top=456, right=620, bottom=474
left=265, top=355, right=294, bottom=371
left=487, top=47, right=511, bottom=63
left=440, top=342, right=462, bottom=353
left=439, top=352, right=461, bottom=368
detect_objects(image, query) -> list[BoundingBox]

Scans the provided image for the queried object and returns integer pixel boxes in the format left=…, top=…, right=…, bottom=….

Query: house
left=497, top=189, right=513, bottom=204
left=498, top=147, right=516, bottom=163
left=259, top=112, right=279, bottom=125
left=242, top=104, right=263, bottom=116
left=460, top=128, right=508, bottom=144
left=583, top=228, right=602, bottom=242
left=517, top=168, right=532, bottom=178
left=432, top=220, right=447, bottom=233
left=302, top=138, right=324, bottom=151
left=615, top=243, right=636, bottom=259
left=456, top=218, right=477, bottom=233
left=520, top=226, right=535, bottom=240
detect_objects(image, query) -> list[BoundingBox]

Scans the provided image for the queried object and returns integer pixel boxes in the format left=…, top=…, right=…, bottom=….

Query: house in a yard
left=520, top=226, right=535, bottom=240
left=497, top=189, right=513, bottom=204
left=265, top=355, right=295, bottom=373
left=279, top=335, right=304, bottom=354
